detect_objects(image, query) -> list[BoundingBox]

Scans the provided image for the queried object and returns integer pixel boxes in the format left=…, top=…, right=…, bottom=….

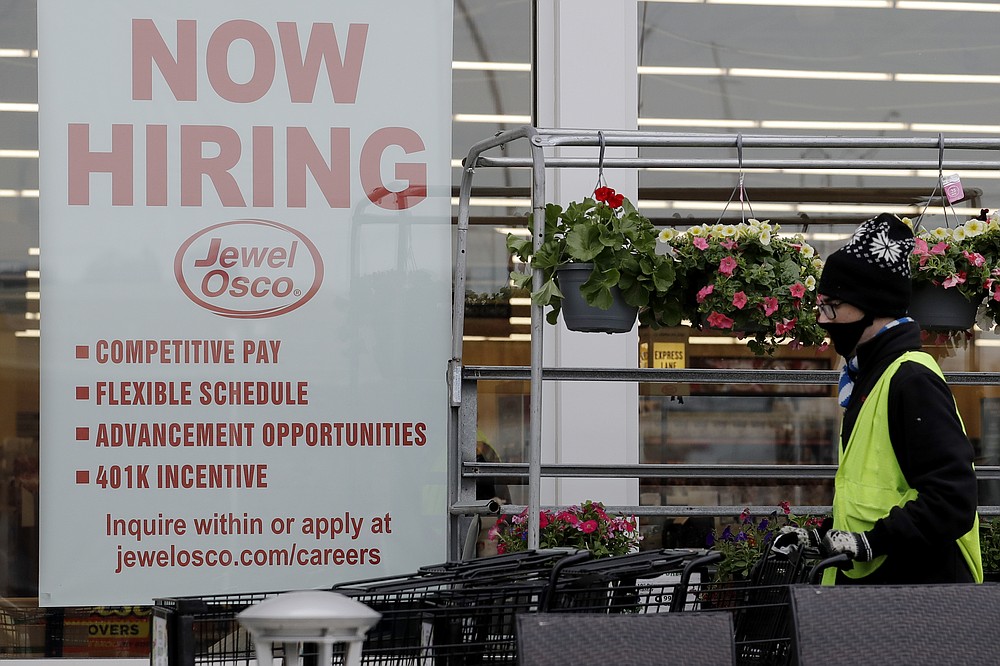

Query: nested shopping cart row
left=153, top=543, right=845, bottom=666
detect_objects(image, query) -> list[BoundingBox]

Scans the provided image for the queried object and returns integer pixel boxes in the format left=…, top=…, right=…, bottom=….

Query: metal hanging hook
left=737, top=135, right=745, bottom=223
left=716, top=133, right=753, bottom=225
left=938, top=132, right=945, bottom=179
left=594, top=130, right=607, bottom=193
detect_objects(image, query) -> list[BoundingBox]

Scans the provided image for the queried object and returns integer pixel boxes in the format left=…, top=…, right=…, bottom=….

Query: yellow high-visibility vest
left=823, top=350, right=982, bottom=585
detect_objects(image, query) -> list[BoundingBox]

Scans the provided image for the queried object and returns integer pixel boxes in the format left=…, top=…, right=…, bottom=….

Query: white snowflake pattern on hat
left=869, top=229, right=906, bottom=271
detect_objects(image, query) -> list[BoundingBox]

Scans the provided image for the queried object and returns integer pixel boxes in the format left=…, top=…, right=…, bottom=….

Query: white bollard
left=237, top=590, right=381, bottom=666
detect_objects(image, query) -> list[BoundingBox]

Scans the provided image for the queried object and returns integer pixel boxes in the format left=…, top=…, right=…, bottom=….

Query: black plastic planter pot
left=556, top=263, right=638, bottom=333
left=908, top=282, right=978, bottom=332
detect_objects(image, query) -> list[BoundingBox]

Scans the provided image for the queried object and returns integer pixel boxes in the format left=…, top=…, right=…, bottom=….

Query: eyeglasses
left=816, top=300, right=844, bottom=320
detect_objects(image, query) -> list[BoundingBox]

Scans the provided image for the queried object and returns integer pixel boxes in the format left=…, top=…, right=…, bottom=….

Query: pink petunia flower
left=913, top=237, right=929, bottom=255
left=963, top=250, right=986, bottom=267
left=943, top=272, right=967, bottom=289
left=693, top=237, right=709, bottom=250
left=721, top=239, right=738, bottom=250
left=761, top=297, right=779, bottom=316
left=779, top=501, right=791, bottom=515
left=789, top=283, right=806, bottom=299
left=930, top=241, right=949, bottom=255
left=719, top=256, right=738, bottom=276
left=579, top=520, right=598, bottom=534
left=706, top=311, right=735, bottom=329
left=775, top=317, right=797, bottom=336
left=732, top=291, right=748, bottom=309
left=696, top=284, right=715, bottom=303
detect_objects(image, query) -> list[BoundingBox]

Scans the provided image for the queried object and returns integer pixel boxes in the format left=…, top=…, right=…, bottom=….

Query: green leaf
left=565, top=223, right=604, bottom=261
left=510, top=271, right=532, bottom=290
left=531, top=278, right=563, bottom=307
left=506, top=235, right=533, bottom=260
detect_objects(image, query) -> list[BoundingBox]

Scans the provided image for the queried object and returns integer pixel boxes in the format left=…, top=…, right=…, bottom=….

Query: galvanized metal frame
left=449, top=128, right=1000, bottom=559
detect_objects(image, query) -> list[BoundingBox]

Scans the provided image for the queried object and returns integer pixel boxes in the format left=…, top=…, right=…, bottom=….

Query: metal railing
left=448, top=127, right=1000, bottom=557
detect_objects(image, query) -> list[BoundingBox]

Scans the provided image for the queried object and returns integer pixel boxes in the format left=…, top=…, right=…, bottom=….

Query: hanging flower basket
left=660, top=220, right=827, bottom=356
left=506, top=188, right=680, bottom=333
left=556, top=263, right=638, bottom=333
left=908, top=282, right=979, bottom=332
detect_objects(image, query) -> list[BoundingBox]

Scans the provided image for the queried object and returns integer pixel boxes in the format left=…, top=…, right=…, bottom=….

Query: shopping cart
left=329, top=549, right=590, bottom=665
left=540, top=548, right=720, bottom=614
left=153, top=548, right=587, bottom=666
left=675, top=542, right=851, bottom=666
left=542, top=543, right=848, bottom=666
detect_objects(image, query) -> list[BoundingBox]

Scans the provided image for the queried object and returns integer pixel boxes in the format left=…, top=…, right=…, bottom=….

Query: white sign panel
left=38, top=0, right=453, bottom=606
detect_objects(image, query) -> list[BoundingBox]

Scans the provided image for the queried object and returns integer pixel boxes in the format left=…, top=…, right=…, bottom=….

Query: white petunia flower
left=964, top=219, right=985, bottom=237
left=930, top=226, right=951, bottom=241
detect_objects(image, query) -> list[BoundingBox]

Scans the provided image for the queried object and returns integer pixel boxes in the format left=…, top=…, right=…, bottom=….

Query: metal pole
left=527, top=126, right=545, bottom=550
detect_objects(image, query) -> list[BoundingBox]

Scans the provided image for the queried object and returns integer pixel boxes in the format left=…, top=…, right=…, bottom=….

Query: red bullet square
left=75, top=470, right=89, bottom=484
left=75, top=345, right=89, bottom=359
left=76, top=427, right=89, bottom=441
left=75, top=386, right=89, bottom=400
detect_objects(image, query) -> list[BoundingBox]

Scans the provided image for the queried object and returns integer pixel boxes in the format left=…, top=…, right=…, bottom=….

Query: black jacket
left=835, top=320, right=978, bottom=584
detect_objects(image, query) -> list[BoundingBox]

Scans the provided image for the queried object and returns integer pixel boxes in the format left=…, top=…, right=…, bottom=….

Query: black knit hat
left=818, top=212, right=914, bottom=317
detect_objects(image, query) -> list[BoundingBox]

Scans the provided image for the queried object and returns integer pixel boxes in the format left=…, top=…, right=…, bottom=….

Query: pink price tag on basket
left=942, top=173, right=965, bottom=203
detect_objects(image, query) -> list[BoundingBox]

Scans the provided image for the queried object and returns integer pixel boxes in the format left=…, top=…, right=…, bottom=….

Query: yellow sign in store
left=652, top=342, right=686, bottom=369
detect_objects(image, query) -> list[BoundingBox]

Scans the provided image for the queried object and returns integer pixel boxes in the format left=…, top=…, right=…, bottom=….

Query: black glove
left=772, top=526, right=822, bottom=557
left=821, top=529, right=873, bottom=562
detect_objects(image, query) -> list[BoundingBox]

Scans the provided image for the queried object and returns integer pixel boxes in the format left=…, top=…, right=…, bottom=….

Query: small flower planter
left=556, top=263, right=638, bottom=333
left=908, top=282, right=978, bottom=332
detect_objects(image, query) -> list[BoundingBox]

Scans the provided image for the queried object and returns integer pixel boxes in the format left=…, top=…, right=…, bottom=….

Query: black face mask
left=820, top=313, right=874, bottom=358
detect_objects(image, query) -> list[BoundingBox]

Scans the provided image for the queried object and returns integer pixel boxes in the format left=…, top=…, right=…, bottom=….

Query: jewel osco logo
left=174, top=219, right=324, bottom=319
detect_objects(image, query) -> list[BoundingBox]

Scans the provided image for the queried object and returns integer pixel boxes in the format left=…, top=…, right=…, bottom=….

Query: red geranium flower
left=593, top=186, right=624, bottom=208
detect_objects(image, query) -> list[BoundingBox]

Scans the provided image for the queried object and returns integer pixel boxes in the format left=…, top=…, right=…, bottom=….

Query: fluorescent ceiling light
left=641, top=66, right=1000, bottom=85
left=451, top=197, right=531, bottom=208
left=0, top=49, right=37, bottom=58
left=639, top=117, right=758, bottom=128
left=25, top=270, right=39, bottom=279
left=0, top=189, right=39, bottom=198
left=730, top=68, right=890, bottom=81
left=0, top=149, right=38, bottom=158
left=25, top=291, right=39, bottom=301
left=25, top=312, right=39, bottom=321
left=896, top=1, right=1000, bottom=11
left=911, top=123, right=1000, bottom=133
left=454, top=113, right=532, bottom=124
left=453, top=61, right=530, bottom=72
left=496, top=227, right=532, bottom=236
left=509, top=317, right=532, bottom=326
left=639, top=66, right=725, bottom=76
left=643, top=0, right=1000, bottom=8
left=704, top=0, right=890, bottom=6
left=0, top=102, right=38, bottom=112
left=761, top=120, right=906, bottom=131
left=463, top=334, right=531, bottom=342
left=639, top=117, right=1000, bottom=134
left=15, top=330, right=39, bottom=338
left=896, top=73, right=1000, bottom=84
left=29, top=247, right=40, bottom=256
